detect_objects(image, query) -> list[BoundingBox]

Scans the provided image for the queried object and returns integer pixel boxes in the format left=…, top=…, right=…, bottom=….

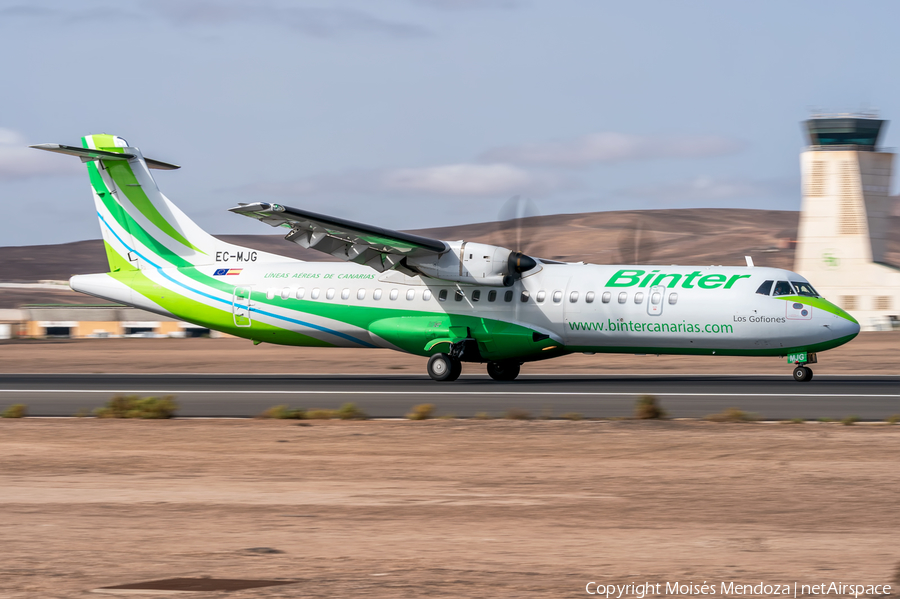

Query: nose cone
left=823, top=300, right=860, bottom=342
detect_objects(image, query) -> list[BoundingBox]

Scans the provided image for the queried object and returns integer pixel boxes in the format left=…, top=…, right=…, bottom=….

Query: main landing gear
left=486, top=361, right=520, bottom=381
left=792, top=365, right=813, bottom=382
left=426, top=354, right=523, bottom=382
left=427, top=353, right=462, bottom=382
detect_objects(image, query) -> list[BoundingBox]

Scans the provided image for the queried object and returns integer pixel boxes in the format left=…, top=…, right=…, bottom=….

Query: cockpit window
left=755, top=280, right=773, bottom=296
left=790, top=281, right=819, bottom=297
left=772, top=280, right=794, bottom=296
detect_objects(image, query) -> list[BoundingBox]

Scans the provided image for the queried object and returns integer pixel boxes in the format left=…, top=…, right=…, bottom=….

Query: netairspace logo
left=584, top=581, right=893, bottom=597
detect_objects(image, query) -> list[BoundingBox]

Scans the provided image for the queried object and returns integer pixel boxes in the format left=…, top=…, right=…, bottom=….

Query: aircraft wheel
left=487, top=361, right=520, bottom=381
left=428, top=353, right=457, bottom=382
left=447, top=358, right=463, bottom=381
left=792, top=366, right=813, bottom=382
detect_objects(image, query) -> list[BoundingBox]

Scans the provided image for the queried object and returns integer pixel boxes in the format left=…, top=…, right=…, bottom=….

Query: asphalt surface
left=1, top=373, right=899, bottom=420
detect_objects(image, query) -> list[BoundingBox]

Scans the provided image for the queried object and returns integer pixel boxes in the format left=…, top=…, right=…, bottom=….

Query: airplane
left=31, top=134, right=860, bottom=383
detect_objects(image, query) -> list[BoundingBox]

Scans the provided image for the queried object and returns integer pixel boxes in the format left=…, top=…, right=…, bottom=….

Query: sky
left=2, top=0, right=900, bottom=246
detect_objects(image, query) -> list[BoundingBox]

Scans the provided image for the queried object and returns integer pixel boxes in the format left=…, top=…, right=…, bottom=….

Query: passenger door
left=233, top=286, right=253, bottom=327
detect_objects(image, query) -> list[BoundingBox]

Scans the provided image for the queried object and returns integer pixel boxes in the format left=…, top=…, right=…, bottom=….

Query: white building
left=795, top=115, right=900, bottom=331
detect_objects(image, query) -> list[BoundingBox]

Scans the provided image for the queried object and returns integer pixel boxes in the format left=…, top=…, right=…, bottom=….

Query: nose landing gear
left=792, top=365, right=813, bottom=382
left=790, top=351, right=816, bottom=382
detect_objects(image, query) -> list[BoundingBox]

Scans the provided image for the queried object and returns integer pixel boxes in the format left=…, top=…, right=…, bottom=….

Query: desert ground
left=0, top=331, right=898, bottom=375
left=0, top=419, right=898, bottom=598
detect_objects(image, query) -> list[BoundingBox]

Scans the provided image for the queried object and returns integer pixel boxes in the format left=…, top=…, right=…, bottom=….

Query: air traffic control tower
left=795, top=115, right=900, bottom=330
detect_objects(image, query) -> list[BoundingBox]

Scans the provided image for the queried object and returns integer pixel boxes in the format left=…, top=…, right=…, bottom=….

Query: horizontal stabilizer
left=230, top=202, right=449, bottom=272
left=30, top=143, right=180, bottom=170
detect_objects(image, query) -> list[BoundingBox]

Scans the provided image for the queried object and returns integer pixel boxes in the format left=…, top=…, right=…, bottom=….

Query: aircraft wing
left=229, top=202, right=449, bottom=272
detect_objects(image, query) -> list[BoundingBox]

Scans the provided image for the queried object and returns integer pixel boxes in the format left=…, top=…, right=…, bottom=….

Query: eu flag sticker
left=213, top=268, right=229, bottom=276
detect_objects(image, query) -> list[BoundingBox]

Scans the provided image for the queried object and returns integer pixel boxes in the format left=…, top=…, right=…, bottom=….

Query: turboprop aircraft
left=32, top=135, right=860, bottom=382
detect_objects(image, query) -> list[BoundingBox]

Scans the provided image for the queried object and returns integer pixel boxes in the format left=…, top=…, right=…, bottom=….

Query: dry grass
left=94, top=395, right=178, bottom=419
left=258, top=405, right=306, bottom=419
left=635, top=395, right=666, bottom=419
left=1, top=403, right=27, bottom=418
left=704, top=407, right=758, bottom=423
left=406, top=404, right=435, bottom=420
left=504, top=408, right=532, bottom=420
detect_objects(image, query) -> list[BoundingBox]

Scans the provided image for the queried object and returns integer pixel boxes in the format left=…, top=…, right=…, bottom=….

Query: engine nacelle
left=407, top=241, right=539, bottom=287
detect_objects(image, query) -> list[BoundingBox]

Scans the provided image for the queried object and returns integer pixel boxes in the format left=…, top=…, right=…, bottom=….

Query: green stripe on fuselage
left=775, top=296, right=857, bottom=323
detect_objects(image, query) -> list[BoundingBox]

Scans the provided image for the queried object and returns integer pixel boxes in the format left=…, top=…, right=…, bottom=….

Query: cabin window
left=266, top=288, right=276, bottom=300
left=668, top=293, right=678, bottom=305
left=504, top=290, right=513, bottom=302
left=618, top=292, right=627, bottom=304
left=472, top=290, right=481, bottom=302
left=585, top=291, right=595, bottom=303
left=438, top=289, right=448, bottom=301
left=389, top=289, right=399, bottom=301
left=569, top=291, right=579, bottom=303
left=535, top=291, right=546, bottom=303
left=326, top=289, right=336, bottom=300
left=296, top=288, right=305, bottom=300
left=341, top=288, right=350, bottom=300
left=406, top=289, right=415, bottom=301
left=552, top=291, right=562, bottom=303
left=311, top=288, right=320, bottom=300
left=423, top=290, right=432, bottom=301
left=488, top=290, right=497, bottom=302
left=756, top=280, right=773, bottom=296
left=772, top=281, right=794, bottom=296
left=601, top=292, right=611, bottom=303
left=791, top=281, right=819, bottom=297
left=373, top=288, right=382, bottom=301
left=650, top=292, right=661, bottom=305
left=357, top=289, right=366, bottom=300
left=281, top=287, right=291, bottom=300
left=521, top=290, right=530, bottom=303
left=634, top=292, right=644, bottom=304
left=455, top=290, right=464, bottom=301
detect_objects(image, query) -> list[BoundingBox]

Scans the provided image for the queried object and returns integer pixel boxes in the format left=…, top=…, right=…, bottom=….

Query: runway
left=1, top=373, right=899, bottom=419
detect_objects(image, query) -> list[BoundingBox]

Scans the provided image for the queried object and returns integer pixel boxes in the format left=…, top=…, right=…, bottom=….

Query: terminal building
left=0, top=304, right=216, bottom=339
left=795, top=115, right=900, bottom=330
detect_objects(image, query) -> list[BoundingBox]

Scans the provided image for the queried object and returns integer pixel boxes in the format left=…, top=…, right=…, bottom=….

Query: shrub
left=406, top=403, right=435, bottom=420
left=438, top=413, right=456, bottom=420
left=817, top=417, right=834, bottom=423
left=886, top=415, right=900, bottom=425
left=305, top=408, right=334, bottom=420
left=335, top=402, right=367, bottom=420
left=704, top=407, right=757, bottom=423
left=561, top=412, right=583, bottom=421
left=781, top=418, right=804, bottom=424
left=841, top=415, right=860, bottom=426
left=1, top=404, right=27, bottom=418
left=258, top=405, right=306, bottom=419
left=473, top=412, right=492, bottom=420
left=635, top=395, right=666, bottom=419
left=94, top=395, right=178, bottom=419
left=505, top=408, right=532, bottom=420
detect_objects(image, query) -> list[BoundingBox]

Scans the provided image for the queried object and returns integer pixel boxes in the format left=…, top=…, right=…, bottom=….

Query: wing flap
left=229, top=202, right=449, bottom=271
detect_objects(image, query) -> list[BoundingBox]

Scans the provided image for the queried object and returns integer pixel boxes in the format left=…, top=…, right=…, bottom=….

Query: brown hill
left=0, top=208, right=800, bottom=281
left=3, top=207, right=897, bottom=309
